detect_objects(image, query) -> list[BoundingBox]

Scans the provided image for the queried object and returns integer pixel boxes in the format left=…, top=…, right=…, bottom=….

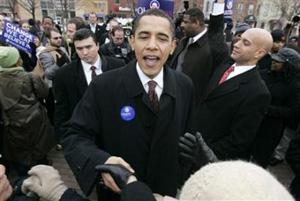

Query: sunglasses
left=52, top=36, right=62, bottom=40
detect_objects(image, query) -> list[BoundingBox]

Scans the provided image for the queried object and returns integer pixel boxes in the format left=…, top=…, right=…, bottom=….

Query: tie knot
left=148, top=80, right=157, bottom=91
left=188, top=37, right=194, bottom=45
left=227, top=66, right=235, bottom=73
left=90, top=66, right=96, bottom=71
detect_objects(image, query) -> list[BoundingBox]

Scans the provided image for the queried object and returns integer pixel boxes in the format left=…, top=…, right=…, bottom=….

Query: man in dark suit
left=53, top=28, right=124, bottom=141
left=62, top=9, right=195, bottom=201
left=87, top=12, right=106, bottom=44
left=179, top=28, right=273, bottom=169
left=169, top=1, right=228, bottom=102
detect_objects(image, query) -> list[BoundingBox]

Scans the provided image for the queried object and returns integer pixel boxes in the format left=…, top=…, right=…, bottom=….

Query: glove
left=95, top=164, right=134, bottom=190
left=179, top=132, right=218, bottom=170
left=22, top=165, right=68, bottom=201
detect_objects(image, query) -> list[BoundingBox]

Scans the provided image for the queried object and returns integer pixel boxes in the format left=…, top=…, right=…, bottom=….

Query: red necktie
left=218, top=66, right=235, bottom=85
left=148, top=80, right=159, bottom=113
left=90, top=66, right=97, bottom=80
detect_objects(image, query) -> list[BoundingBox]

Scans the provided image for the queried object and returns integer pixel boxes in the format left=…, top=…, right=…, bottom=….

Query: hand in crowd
left=22, top=165, right=68, bottom=201
left=0, top=165, right=12, bottom=201
left=179, top=132, right=218, bottom=170
left=101, top=156, right=135, bottom=193
left=32, top=60, right=44, bottom=78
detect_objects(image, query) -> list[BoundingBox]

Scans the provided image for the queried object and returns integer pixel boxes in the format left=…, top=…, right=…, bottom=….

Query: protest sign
left=135, top=0, right=174, bottom=17
left=1, top=20, right=34, bottom=53
left=224, top=0, right=233, bottom=20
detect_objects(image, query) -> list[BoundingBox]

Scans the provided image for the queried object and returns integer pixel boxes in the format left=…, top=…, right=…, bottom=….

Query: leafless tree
left=5, top=0, right=18, bottom=20
left=18, top=0, right=39, bottom=21
left=273, top=0, right=300, bottom=22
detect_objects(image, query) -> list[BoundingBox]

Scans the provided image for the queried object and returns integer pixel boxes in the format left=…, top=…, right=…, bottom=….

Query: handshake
left=179, top=132, right=218, bottom=170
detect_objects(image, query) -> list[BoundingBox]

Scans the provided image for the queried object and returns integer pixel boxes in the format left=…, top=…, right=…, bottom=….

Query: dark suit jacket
left=61, top=61, right=195, bottom=199
left=196, top=64, right=271, bottom=160
left=87, top=24, right=106, bottom=44
left=169, top=14, right=229, bottom=102
left=53, top=55, right=125, bottom=138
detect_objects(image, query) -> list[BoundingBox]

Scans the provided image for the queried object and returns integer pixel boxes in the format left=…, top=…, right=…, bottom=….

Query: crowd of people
left=0, top=0, right=300, bottom=200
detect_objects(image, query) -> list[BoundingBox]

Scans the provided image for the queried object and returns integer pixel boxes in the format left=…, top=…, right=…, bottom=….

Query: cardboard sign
left=1, top=20, right=34, bottom=53
left=135, top=0, right=174, bottom=17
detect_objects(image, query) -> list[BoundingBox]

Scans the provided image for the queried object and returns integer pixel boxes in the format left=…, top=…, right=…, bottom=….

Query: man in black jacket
left=53, top=29, right=124, bottom=141
left=86, top=12, right=106, bottom=45
left=62, top=9, right=195, bottom=201
left=180, top=28, right=273, bottom=171
left=169, top=1, right=228, bottom=102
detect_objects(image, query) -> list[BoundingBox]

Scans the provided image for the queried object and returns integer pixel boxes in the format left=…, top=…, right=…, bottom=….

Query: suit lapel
left=101, top=55, right=108, bottom=72
left=75, top=60, right=88, bottom=97
left=205, top=63, right=230, bottom=96
left=207, top=67, right=258, bottom=100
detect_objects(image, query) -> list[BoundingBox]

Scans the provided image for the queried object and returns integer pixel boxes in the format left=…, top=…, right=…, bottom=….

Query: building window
left=115, top=0, right=120, bottom=4
left=237, top=3, right=244, bottom=14
left=248, top=4, right=254, bottom=15
left=42, top=10, right=48, bottom=16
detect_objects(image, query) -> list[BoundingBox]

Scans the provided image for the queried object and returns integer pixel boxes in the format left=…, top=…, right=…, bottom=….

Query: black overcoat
left=62, top=61, right=195, bottom=199
left=53, top=56, right=124, bottom=137
left=196, top=64, right=271, bottom=160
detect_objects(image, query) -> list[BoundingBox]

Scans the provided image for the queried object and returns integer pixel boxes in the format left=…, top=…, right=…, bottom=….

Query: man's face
left=89, top=14, right=97, bottom=24
left=272, top=41, right=285, bottom=53
left=74, top=37, right=99, bottom=64
left=49, top=31, right=62, bottom=48
left=67, top=23, right=76, bottom=40
left=21, top=22, right=30, bottom=31
left=131, top=15, right=175, bottom=79
left=231, top=30, right=262, bottom=65
left=0, top=15, right=4, bottom=30
left=42, top=18, right=53, bottom=30
left=180, top=15, right=198, bottom=37
left=271, top=60, right=284, bottom=72
left=112, top=30, right=124, bottom=46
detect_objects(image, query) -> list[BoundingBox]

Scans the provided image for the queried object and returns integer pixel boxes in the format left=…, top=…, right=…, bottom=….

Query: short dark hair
left=45, top=27, right=60, bottom=39
left=67, top=17, right=86, bottom=30
left=73, top=28, right=97, bottom=44
left=132, top=9, right=175, bottom=38
left=42, top=16, right=54, bottom=23
left=89, top=12, right=97, bottom=18
left=185, top=8, right=205, bottom=25
left=111, top=26, right=124, bottom=36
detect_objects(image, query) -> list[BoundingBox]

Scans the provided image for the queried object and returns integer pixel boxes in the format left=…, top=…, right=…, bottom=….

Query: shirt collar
left=81, top=55, right=101, bottom=70
left=136, top=62, right=164, bottom=90
left=192, top=28, right=207, bottom=43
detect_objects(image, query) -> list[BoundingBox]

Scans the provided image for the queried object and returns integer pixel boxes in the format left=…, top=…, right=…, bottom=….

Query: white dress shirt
left=90, top=24, right=96, bottom=33
left=226, top=63, right=256, bottom=81
left=136, top=63, right=163, bottom=100
left=81, top=55, right=102, bottom=85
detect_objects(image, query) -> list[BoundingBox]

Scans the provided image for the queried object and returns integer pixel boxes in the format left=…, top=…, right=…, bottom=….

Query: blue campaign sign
left=135, top=0, right=174, bottom=17
left=1, top=20, right=34, bottom=53
left=224, top=0, right=233, bottom=19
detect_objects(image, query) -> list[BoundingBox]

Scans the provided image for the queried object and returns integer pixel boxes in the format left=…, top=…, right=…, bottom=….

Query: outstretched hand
left=179, top=132, right=218, bottom=170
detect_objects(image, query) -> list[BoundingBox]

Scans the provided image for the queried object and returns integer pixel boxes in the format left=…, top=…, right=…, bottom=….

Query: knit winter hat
left=180, top=161, right=294, bottom=200
left=235, top=22, right=251, bottom=36
left=0, top=46, right=20, bottom=68
left=271, top=47, right=300, bottom=68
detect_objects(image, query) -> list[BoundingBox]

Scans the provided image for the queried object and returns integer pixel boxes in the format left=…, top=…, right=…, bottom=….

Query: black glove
left=95, top=164, right=134, bottom=190
left=179, top=132, right=218, bottom=170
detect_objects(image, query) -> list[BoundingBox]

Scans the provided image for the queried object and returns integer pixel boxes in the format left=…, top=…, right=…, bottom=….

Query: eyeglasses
left=52, top=36, right=62, bottom=40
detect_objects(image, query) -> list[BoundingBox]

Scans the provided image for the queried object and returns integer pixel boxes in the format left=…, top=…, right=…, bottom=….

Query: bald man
left=180, top=28, right=273, bottom=167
